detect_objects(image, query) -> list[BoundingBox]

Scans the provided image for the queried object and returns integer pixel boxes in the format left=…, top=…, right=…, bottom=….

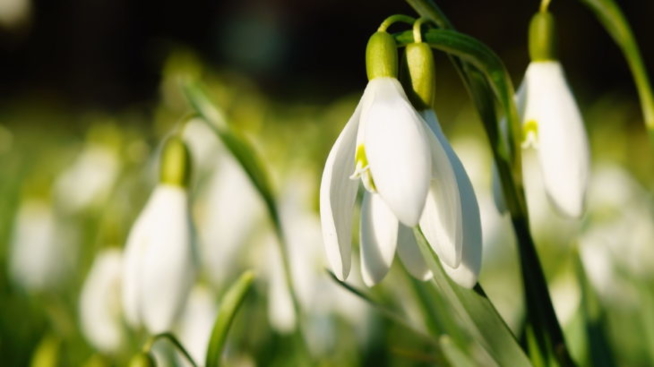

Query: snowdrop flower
left=516, top=11, right=590, bottom=218
left=122, top=136, right=197, bottom=334
left=79, top=248, right=125, bottom=354
left=321, top=32, right=464, bottom=287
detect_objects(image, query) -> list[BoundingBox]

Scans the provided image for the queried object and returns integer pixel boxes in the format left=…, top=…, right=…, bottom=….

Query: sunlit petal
left=319, top=104, right=361, bottom=280
left=423, top=110, right=482, bottom=287
left=419, top=111, right=462, bottom=268
left=362, top=77, right=431, bottom=226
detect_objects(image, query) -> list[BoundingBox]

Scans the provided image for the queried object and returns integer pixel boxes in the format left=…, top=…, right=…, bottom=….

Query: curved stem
left=540, top=0, right=553, bottom=13
left=412, top=17, right=430, bottom=43
left=143, top=332, right=198, bottom=367
left=378, top=14, right=417, bottom=32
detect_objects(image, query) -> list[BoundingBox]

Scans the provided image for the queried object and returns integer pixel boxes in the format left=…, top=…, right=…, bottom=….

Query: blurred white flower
left=9, top=199, right=77, bottom=292
left=53, top=143, right=121, bottom=213
left=176, top=285, right=218, bottom=365
left=263, top=170, right=369, bottom=349
left=0, top=0, right=31, bottom=28
left=579, top=163, right=654, bottom=303
left=122, top=184, right=197, bottom=334
left=517, top=61, right=590, bottom=218
left=195, top=153, right=266, bottom=288
left=182, top=119, right=222, bottom=174
left=320, top=77, right=462, bottom=286
left=79, top=248, right=125, bottom=354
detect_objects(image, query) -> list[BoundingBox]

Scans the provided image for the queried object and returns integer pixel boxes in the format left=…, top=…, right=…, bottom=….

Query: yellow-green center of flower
left=522, top=119, right=539, bottom=149
left=350, top=144, right=377, bottom=192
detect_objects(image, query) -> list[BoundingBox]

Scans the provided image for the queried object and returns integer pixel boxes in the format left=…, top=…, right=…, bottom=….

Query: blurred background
left=1, top=0, right=653, bottom=366
left=1, top=0, right=653, bottom=112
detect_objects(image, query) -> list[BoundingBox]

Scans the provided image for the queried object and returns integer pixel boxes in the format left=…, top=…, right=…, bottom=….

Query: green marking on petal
left=352, top=144, right=377, bottom=192
left=522, top=119, right=539, bottom=148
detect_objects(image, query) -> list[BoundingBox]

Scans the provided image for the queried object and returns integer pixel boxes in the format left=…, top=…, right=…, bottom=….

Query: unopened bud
left=401, top=42, right=436, bottom=111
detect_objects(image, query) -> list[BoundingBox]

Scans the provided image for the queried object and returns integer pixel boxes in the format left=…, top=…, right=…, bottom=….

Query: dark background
left=1, top=0, right=653, bottom=114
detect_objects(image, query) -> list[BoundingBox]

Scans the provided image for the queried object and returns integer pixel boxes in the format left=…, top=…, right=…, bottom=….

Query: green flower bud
left=366, top=32, right=398, bottom=80
left=159, top=136, right=192, bottom=188
left=128, top=352, right=156, bottom=367
left=401, top=42, right=436, bottom=111
left=529, top=11, right=557, bottom=62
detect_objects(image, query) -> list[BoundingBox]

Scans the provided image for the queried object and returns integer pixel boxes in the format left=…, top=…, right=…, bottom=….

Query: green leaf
left=577, top=0, right=654, bottom=142
left=205, top=271, right=255, bottom=367
left=327, top=271, right=437, bottom=345
left=413, top=229, right=532, bottom=367
left=439, top=335, right=477, bottom=367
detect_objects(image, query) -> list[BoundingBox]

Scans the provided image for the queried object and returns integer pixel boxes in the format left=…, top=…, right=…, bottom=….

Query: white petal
left=121, top=198, right=152, bottom=329
left=360, top=193, right=399, bottom=286
left=319, top=105, right=361, bottom=280
left=176, top=285, right=218, bottom=364
left=362, top=77, right=431, bottom=226
left=419, top=111, right=462, bottom=268
left=140, top=185, right=197, bottom=333
left=422, top=110, right=482, bottom=288
left=80, top=248, right=124, bottom=353
left=9, top=200, right=67, bottom=292
left=396, top=225, right=432, bottom=281
left=198, top=154, right=266, bottom=288
left=522, top=61, right=590, bottom=218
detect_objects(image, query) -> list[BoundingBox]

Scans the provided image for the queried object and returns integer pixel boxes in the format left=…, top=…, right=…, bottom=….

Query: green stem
left=578, top=0, right=654, bottom=144
left=143, top=332, right=198, bottom=367
left=540, top=0, right=553, bottom=13
left=205, top=271, right=255, bottom=367
left=378, top=14, right=417, bottom=32
left=412, top=17, right=431, bottom=43
left=402, top=0, right=575, bottom=365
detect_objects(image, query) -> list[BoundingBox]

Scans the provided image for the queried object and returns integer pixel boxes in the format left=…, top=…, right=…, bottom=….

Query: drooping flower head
left=321, top=25, right=480, bottom=288
left=320, top=29, right=433, bottom=286
left=518, top=10, right=590, bottom=218
left=122, top=135, right=197, bottom=334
